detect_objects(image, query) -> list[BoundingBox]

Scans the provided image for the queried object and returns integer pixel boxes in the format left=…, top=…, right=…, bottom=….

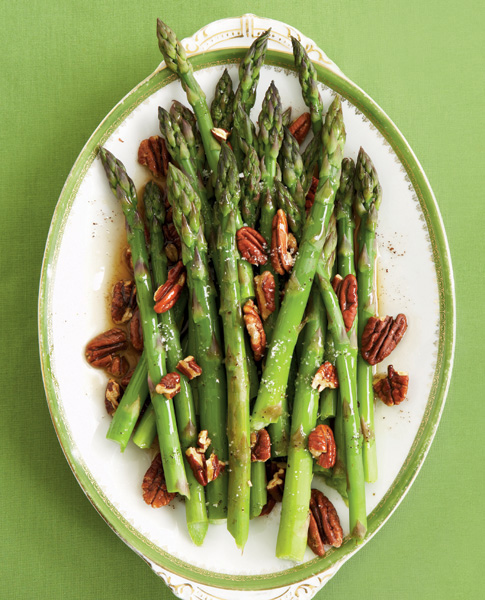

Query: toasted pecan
left=361, top=314, right=408, bottom=365
left=155, top=372, right=181, bottom=399
left=250, top=429, right=271, bottom=462
left=289, top=112, right=311, bottom=144
left=111, top=280, right=136, bottom=324
left=332, top=274, right=358, bottom=332
left=271, top=209, right=296, bottom=275
left=312, top=362, right=339, bottom=392
left=153, top=261, right=186, bottom=313
left=85, top=328, right=129, bottom=376
left=138, top=136, right=169, bottom=178
left=243, top=300, right=266, bottom=361
left=308, top=489, right=343, bottom=556
left=308, top=424, right=337, bottom=469
left=373, top=365, right=409, bottom=406
left=142, top=454, right=176, bottom=507
left=176, top=356, right=202, bottom=380
left=254, top=271, right=276, bottom=321
left=236, top=227, right=268, bottom=266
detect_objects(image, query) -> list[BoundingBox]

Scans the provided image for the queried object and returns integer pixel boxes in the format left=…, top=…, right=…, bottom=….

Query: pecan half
left=361, top=314, right=408, bottom=365
left=236, top=227, right=268, bottom=266
left=111, top=280, right=136, bottom=324
left=305, top=176, right=319, bottom=212
left=142, top=453, right=177, bottom=507
left=130, top=306, right=143, bottom=352
left=211, top=127, right=230, bottom=143
left=154, top=261, right=186, bottom=313
left=312, top=362, right=339, bottom=392
left=289, top=112, right=311, bottom=145
left=308, top=424, right=337, bottom=469
left=271, top=209, right=296, bottom=275
left=332, top=274, right=358, bottom=332
left=176, top=356, right=202, bottom=380
left=185, top=447, right=225, bottom=486
left=308, top=489, right=343, bottom=556
left=373, top=365, right=409, bottom=406
left=254, top=272, right=276, bottom=321
left=105, top=379, right=123, bottom=415
left=251, top=429, right=271, bottom=462
left=138, top=136, right=169, bottom=178
left=85, top=328, right=129, bottom=376
left=206, top=453, right=225, bottom=484
left=155, top=372, right=181, bottom=399
left=243, top=300, right=266, bottom=361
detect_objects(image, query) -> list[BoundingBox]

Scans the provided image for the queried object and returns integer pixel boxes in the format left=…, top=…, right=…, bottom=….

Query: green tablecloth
left=2, top=1, right=481, bottom=598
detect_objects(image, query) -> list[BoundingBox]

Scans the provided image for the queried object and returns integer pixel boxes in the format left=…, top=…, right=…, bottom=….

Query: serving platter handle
left=154, top=13, right=346, bottom=80
left=147, top=557, right=341, bottom=600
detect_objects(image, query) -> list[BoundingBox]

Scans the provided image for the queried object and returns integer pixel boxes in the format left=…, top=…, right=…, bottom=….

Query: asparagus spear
left=144, top=181, right=208, bottom=544
left=167, top=164, right=229, bottom=521
left=258, top=82, right=284, bottom=204
left=99, top=148, right=188, bottom=497
left=132, top=402, right=156, bottom=449
left=330, top=158, right=357, bottom=476
left=251, top=96, right=345, bottom=432
left=157, top=19, right=221, bottom=174
left=315, top=214, right=367, bottom=542
left=354, top=148, right=382, bottom=483
left=336, top=158, right=357, bottom=277
left=258, top=83, right=284, bottom=340
left=275, top=179, right=305, bottom=239
left=301, top=134, right=321, bottom=194
left=214, top=143, right=251, bottom=549
left=170, top=101, right=206, bottom=176
left=233, top=101, right=261, bottom=226
left=158, top=107, right=212, bottom=237
left=132, top=290, right=189, bottom=450
left=211, top=68, right=235, bottom=130
left=250, top=461, right=267, bottom=519
left=240, top=141, right=261, bottom=228
left=106, top=352, right=149, bottom=450
left=282, top=106, right=292, bottom=127
left=279, top=126, right=305, bottom=211
left=276, top=287, right=325, bottom=560
left=233, top=28, right=271, bottom=115
left=291, top=37, right=324, bottom=135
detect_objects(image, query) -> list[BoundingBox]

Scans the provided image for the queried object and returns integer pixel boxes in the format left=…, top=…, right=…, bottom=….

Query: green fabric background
left=1, top=0, right=483, bottom=597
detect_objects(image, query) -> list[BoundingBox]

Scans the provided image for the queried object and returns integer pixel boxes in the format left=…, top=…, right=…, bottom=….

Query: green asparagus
left=157, top=19, right=221, bottom=174
left=214, top=143, right=251, bottom=549
left=167, top=164, right=229, bottom=521
left=211, top=68, right=235, bottom=130
left=315, top=213, right=367, bottom=541
left=354, top=147, right=382, bottom=483
left=144, top=181, right=208, bottom=544
left=99, top=147, right=189, bottom=497
left=276, top=287, right=325, bottom=560
left=291, top=36, right=324, bottom=135
left=233, top=28, right=271, bottom=115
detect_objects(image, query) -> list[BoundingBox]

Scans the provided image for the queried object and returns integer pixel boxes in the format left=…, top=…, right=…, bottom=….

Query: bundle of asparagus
left=84, top=19, right=410, bottom=560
